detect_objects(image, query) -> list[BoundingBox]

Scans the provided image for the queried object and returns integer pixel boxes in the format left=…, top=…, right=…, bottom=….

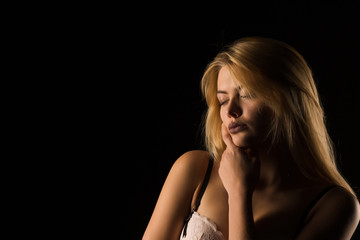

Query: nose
left=226, top=98, right=242, bottom=119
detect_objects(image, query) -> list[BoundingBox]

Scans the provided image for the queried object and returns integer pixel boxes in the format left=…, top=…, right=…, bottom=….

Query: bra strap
left=301, top=185, right=339, bottom=221
left=182, top=157, right=214, bottom=237
left=294, top=185, right=339, bottom=237
left=194, top=157, right=214, bottom=212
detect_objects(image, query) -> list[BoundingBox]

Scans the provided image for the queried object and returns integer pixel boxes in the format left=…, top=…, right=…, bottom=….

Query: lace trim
left=180, top=211, right=224, bottom=240
left=192, top=212, right=223, bottom=235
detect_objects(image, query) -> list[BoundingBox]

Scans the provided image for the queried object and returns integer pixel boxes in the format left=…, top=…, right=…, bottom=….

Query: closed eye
left=219, top=95, right=251, bottom=106
left=219, top=99, right=229, bottom=106
left=240, top=95, right=251, bottom=99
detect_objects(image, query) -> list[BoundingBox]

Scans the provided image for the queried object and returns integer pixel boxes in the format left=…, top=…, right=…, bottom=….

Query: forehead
left=217, top=66, right=240, bottom=90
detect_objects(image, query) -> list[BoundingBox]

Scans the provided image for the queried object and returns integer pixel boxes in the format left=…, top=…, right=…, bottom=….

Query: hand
left=218, top=123, right=260, bottom=197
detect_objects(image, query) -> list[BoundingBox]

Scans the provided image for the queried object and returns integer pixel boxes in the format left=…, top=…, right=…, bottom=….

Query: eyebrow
left=216, top=86, right=241, bottom=94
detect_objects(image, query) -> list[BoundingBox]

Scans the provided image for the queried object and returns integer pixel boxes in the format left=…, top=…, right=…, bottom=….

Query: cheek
left=252, top=107, right=273, bottom=135
left=219, top=107, right=226, bottom=123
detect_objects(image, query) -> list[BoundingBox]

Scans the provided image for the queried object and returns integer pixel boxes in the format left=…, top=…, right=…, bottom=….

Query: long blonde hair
left=201, top=37, right=355, bottom=195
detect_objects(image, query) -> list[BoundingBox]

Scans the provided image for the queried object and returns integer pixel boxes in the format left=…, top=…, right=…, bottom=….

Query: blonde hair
left=201, top=37, right=355, bottom=195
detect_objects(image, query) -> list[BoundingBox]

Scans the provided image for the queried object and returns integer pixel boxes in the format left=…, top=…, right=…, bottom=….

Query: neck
left=255, top=144, right=305, bottom=192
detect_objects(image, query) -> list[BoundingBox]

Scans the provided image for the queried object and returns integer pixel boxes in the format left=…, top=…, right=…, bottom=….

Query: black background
left=121, top=3, right=360, bottom=240
left=113, top=2, right=360, bottom=240
left=14, top=1, right=360, bottom=239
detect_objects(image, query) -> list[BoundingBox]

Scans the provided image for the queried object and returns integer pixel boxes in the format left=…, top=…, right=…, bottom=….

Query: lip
left=228, top=122, right=248, bottom=134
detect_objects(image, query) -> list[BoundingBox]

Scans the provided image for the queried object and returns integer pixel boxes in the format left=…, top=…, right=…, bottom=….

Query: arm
left=143, top=150, right=210, bottom=240
left=295, top=187, right=360, bottom=240
left=218, top=124, right=260, bottom=240
left=227, top=192, right=256, bottom=240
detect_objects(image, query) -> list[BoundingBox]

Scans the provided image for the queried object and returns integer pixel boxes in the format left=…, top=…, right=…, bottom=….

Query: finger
left=221, top=123, right=237, bottom=148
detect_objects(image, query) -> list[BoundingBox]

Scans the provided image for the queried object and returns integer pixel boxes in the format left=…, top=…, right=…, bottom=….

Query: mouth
left=228, top=121, right=248, bottom=134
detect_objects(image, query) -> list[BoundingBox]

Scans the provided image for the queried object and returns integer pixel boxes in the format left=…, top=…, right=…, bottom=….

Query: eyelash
left=219, top=96, right=251, bottom=106
left=219, top=100, right=228, bottom=106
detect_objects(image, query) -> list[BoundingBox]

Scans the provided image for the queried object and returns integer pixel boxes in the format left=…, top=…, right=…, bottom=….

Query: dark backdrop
left=120, top=2, right=360, bottom=240
left=22, top=1, right=359, bottom=239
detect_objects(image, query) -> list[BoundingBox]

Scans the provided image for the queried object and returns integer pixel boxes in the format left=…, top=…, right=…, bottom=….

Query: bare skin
left=143, top=66, right=360, bottom=240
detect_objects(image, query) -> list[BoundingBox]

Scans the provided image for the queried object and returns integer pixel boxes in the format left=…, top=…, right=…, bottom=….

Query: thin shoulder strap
left=182, top=157, right=214, bottom=238
left=193, top=157, right=214, bottom=212
left=295, top=185, right=339, bottom=237
left=302, top=185, right=339, bottom=219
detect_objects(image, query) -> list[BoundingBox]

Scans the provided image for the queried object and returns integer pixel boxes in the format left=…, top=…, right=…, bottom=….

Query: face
left=217, top=66, right=272, bottom=148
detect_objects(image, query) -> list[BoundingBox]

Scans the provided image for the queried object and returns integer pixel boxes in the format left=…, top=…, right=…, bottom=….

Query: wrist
left=228, top=188, right=253, bottom=203
left=227, top=189, right=255, bottom=240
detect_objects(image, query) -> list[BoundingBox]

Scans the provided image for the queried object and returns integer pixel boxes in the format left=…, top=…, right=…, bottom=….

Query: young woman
left=143, top=37, right=360, bottom=240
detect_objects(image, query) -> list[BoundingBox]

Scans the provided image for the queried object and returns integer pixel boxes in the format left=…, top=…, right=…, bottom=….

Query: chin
left=231, top=134, right=257, bottom=148
left=232, top=136, right=250, bottom=148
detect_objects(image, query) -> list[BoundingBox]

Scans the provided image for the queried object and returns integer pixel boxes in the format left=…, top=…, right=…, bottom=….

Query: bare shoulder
left=320, top=187, right=360, bottom=220
left=143, top=150, right=211, bottom=240
left=297, top=186, right=360, bottom=239
left=173, top=150, right=210, bottom=171
left=170, top=150, right=211, bottom=185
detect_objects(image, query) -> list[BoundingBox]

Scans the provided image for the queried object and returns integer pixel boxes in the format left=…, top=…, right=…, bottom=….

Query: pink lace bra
left=180, top=211, right=224, bottom=240
left=179, top=157, right=224, bottom=240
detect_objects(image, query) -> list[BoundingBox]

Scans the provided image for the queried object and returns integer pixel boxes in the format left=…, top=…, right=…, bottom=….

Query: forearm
left=228, top=192, right=256, bottom=240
